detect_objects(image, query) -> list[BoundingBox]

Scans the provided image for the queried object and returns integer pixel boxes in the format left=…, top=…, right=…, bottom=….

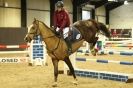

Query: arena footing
left=74, top=68, right=133, bottom=83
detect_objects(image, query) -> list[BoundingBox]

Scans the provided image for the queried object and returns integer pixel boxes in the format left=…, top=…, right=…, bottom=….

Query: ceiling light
left=4, top=2, right=8, bottom=7
left=124, top=0, right=129, bottom=5
left=108, top=0, right=117, bottom=2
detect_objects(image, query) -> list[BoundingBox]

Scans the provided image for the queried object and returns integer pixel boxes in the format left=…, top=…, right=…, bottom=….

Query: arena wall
left=110, top=2, right=133, bottom=29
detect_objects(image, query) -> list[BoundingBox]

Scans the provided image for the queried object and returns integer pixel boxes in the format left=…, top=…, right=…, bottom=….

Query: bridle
left=28, top=20, right=61, bottom=52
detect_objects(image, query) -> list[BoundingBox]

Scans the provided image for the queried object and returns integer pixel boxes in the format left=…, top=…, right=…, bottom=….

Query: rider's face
left=57, top=7, right=62, bottom=11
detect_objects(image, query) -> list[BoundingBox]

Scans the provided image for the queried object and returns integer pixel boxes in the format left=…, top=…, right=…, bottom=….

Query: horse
left=24, top=18, right=111, bottom=87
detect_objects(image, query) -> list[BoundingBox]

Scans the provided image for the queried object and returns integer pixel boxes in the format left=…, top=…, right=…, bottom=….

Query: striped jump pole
left=0, top=39, right=47, bottom=65
left=104, top=44, right=133, bottom=48
left=76, top=50, right=133, bottom=56
left=64, top=53, right=133, bottom=83
left=103, top=39, right=132, bottom=47
left=0, top=44, right=30, bottom=54
left=109, top=37, right=132, bottom=40
left=102, top=30, right=133, bottom=51
left=76, top=58, right=133, bottom=65
left=0, top=44, right=30, bottom=63
left=98, top=51, right=133, bottom=56
left=0, top=42, right=47, bottom=65
left=0, top=44, right=29, bottom=49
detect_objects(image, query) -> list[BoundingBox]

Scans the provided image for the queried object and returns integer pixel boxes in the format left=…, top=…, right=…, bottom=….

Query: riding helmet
left=56, top=1, right=64, bottom=7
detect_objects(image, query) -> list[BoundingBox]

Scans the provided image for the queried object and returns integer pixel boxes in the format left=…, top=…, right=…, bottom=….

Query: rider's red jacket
left=53, top=9, right=70, bottom=31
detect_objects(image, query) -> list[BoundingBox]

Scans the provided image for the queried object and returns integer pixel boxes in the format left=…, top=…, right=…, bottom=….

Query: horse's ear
left=34, top=18, right=36, bottom=22
left=33, top=18, right=38, bottom=24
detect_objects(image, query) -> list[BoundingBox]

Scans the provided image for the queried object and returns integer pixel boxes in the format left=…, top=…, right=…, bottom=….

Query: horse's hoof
left=52, top=82, right=57, bottom=87
left=73, top=81, right=78, bottom=85
left=91, top=52, right=96, bottom=56
left=95, top=48, right=98, bottom=52
left=72, top=79, right=78, bottom=85
left=91, top=48, right=98, bottom=56
left=92, top=53, right=96, bottom=56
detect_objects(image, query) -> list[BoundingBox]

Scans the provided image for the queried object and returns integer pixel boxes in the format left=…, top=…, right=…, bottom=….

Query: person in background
left=112, top=29, right=117, bottom=38
left=53, top=1, right=72, bottom=54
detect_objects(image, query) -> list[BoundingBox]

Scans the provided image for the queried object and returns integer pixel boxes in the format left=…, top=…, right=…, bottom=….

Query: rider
left=53, top=1, right=72, bottom=55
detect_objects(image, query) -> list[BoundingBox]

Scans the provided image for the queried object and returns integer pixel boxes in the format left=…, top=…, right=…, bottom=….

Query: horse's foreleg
left=89, top=37, right=99, bottom=56
left=89, top=37, right=99, bottom=49
left=64, top=57, right=78, bottom=85
left=52, top=59, right=59, bottom=87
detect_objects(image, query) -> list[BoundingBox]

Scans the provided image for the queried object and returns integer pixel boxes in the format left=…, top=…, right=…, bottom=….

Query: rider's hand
left=53, top=26, right=57, bottom=30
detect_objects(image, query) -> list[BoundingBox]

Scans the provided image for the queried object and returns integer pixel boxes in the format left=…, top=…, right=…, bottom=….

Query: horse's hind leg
left=89, top=37, right=98, bottom=49
left=52, top=58, right=59, bottom=87
left=89, top=37, right=98, bottom=56
left=64, top=57, right=78, bottom=85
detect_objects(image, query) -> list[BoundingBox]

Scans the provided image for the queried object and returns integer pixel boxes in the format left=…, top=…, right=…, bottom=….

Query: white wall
left=95, top=6, right=106, bottom=24
left=63, top=0, right=73, bottom=24
left=0, top=0, right=73, bottom=27
left=0, top=8, right=21, bottom=27
left=95, top=6, right=106, bottom=40
left=63, top=0, right=72, bottom=13
left=27, top=10, right=50, bottom=27
left=27, top=0, right=50, bottom=27
left=27, top=0, right=73, bottom=26
left=110, top=2, right=133, bottom=29
left=4, top=0, right=21, bottom=7
left=27, top=0, right=49, bottom=10
left=0, top=0, right=21, bottom=27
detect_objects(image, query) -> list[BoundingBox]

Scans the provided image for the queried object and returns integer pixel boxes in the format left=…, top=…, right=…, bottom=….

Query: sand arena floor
left=0, top=53, right=133, bottom=88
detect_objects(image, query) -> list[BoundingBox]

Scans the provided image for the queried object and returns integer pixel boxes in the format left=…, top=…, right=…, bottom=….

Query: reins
left=34, top=21, right=61, bottom=53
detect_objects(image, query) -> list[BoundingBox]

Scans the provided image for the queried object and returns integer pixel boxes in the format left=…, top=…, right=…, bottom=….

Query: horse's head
left=24, top=18, right=41, bottom=43
left=97, top=22, right=111, bottom=38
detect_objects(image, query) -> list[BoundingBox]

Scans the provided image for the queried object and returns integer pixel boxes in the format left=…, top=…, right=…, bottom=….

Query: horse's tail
left=97, top=22, right=111, bottom=38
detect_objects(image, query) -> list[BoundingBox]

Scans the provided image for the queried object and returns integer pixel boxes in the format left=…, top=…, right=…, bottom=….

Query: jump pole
left=101, top=28, right=133, bottom=52
left=0, top=44, right=29, bottom=63
left=64, top=53, right=133, bottom=83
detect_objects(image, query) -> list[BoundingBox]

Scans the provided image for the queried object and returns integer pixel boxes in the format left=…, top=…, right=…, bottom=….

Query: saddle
left=52, top=26, right=83, bottom=45
left=68, top=26, right=82, bottom=43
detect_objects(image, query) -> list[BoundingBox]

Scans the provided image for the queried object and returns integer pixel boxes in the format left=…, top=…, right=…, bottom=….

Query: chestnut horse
left=24, top=19, right=110, bottom=87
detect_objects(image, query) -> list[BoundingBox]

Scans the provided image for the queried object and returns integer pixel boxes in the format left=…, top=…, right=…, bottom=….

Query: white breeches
left=56, top=27, right=69, bottom=39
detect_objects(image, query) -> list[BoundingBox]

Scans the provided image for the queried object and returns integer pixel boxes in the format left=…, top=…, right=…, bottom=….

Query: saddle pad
left=69, top=26, right=82, bottom=43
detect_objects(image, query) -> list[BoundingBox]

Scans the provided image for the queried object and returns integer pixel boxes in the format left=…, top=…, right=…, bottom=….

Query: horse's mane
left=73, top=19, right=111, bottom=39
left=87, top=19, right=101, bottom=31
left=38, top=20, right=56, bottom=34
left=38, top=20, right=51, bottom=30
left=87, top=19, right=111, bottom=38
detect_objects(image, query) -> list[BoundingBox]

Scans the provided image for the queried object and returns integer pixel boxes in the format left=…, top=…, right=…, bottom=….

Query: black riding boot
left=65, top=37, right=72, bottom=55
